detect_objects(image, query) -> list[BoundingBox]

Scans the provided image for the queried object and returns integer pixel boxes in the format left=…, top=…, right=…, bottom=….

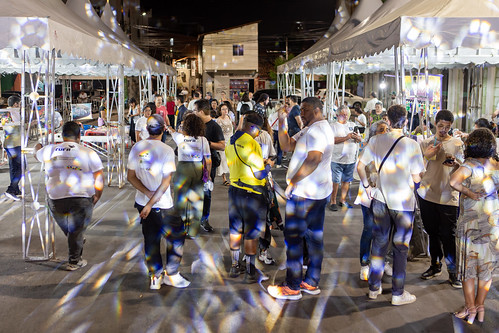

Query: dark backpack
left=240, top=103, right=251, bottom=115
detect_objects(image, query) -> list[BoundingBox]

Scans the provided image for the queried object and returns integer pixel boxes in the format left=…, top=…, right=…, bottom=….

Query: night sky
left=141, top=0, right=337, bottom=50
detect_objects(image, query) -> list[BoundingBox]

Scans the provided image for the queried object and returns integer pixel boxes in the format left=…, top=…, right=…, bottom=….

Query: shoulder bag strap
left=378, top=136, right=404, bottom=174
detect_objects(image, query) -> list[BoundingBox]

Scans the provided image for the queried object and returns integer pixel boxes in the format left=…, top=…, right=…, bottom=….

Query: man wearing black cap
left=225, top=111, right=273, bottom=283
left=127, top=114, right=190, bottom=290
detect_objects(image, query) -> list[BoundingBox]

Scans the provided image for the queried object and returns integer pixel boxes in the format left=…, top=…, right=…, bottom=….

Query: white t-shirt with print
left=287, top=120, right=335, bottom=200
left=36, top=142, right=104, bottom=200
left=127, top=139, right=176, bottom=209
left=330, top=121, right=358, bottom=164
left=172, top=132, right=211, bottom=162
left=360, top=132, right=425, bottom=211
left=135, top=116, right=149, bottom=140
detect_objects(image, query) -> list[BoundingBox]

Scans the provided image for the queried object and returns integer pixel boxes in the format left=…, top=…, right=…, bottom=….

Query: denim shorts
left=228, top=186, right=266, bottom=240
left=331, top=162, right=355, bottom=183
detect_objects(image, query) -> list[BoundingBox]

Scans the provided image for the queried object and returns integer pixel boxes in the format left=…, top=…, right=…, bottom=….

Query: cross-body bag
left=232, top=142, right=271, bottom=202
left=371, top=136, right=405, bottom=206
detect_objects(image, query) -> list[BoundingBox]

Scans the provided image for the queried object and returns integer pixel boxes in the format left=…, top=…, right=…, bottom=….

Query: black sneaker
left=448, top=273, right=462, bottom=289
left=328, top=203, right=338, bottom=211
left=229, top=264, right=243, bottom=278
left=421, top=264, right=442, bottom=280
left=200, top=220, right=214, bottom=232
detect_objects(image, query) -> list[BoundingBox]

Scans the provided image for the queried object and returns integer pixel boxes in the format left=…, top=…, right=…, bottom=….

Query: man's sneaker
left=163, top=272, right=190, bottom=288
left=368, top=286, right=382, bottom=300
left=300, top=281, right=321, bottom=295
left=63, top=259, right=87, bottom=271
left=200, top=220, right=214, bottom=232
left=421, top=264, right=442, bottom=280
left=149, top=274, right=163, bottom=290
left=275, top=164, right=282, bottom=169
left=392, top=290, right=416, bottom=306
left=229, top=264, right=244, bottom=278
left=4, top=192, right=20, bottom=201
left=384, top=262, right=393, bottom=277
left=448, top=273, right=462, bottom=289
left=268, top=285, right=302, bottom=300
left=259, top=249, right=276, bottom=265
left=328, top=203, right=338, bottom=211
left=339, top=201, right=353, bottom=209
left=360, top=265, right=370, bottom=281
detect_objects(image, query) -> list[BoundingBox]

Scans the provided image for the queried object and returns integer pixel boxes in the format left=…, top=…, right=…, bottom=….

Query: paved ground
left=0, top=139, right=497, bottom=333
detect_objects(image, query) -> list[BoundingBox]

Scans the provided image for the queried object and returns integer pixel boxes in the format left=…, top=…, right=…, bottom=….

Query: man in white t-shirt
left=364, top=92, right=380, bottom=114
left=357, top=105, right=425, bottom=306
left=268, top=97, right=335, bottom=300
left=34, top=121, right=104, bottom=271
left=329, top=105, right=362, bottom=211
left=187, top=91, right=201, bottom=111
left=127, top=114, right=190, bottom=290
left=134, top=103, right=154, bottom=142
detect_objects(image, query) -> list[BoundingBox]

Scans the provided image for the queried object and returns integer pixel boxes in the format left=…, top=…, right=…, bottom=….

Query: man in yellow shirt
left=225, top=112, right=273, bottom=283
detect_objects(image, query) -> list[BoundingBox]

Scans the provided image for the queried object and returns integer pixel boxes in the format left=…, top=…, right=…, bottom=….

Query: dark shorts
left=228, top=186, right=266, bottom=240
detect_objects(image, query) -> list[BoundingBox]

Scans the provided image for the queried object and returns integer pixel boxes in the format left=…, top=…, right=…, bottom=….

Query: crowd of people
left=8, top=88, right=497, bottom=325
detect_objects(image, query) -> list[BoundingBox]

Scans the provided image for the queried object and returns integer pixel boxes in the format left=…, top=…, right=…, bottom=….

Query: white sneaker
left=163, top=272, right=190, bottom=288
left=384, top=262, right=393, bottom=277
left=392, top=290, right=416, bottom=306
left=4, top=192, right=20, bottom=201
left=274, top=164, right=282, bottom=169
left=259, top=249, right=276, bottom=265
left=368, top=286, right=382, bottom=300
left=360, top=265, right=369, bottom=281
left=150, top=274, right=163, bottom=290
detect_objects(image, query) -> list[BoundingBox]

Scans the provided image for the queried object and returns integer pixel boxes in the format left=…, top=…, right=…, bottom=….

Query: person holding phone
left=329, top=105, right=362, bottom=211
left=417, top=110, right=465, bottom=288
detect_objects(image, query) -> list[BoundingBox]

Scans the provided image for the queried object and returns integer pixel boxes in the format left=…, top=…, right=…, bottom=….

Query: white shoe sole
left=368, top=286, right=382, bottom=299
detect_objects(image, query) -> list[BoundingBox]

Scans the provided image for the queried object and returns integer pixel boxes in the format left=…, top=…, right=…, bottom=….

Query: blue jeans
left=360, top=205, right=375, bottom=266
left=136, top=204, right=185, bottom=276
left=369, top=199, right=414, bottom=296
left=5, top=146, right=21, bottom=195
left=273, top=131, right=282, bottom=165
left=284, top=195, right=327, bottom=290
left=48, top=197, right=94, bottom=263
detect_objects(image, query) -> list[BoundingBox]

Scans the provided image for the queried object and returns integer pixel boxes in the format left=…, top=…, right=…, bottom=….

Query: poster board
left=71, top=103, right=92, bottom=121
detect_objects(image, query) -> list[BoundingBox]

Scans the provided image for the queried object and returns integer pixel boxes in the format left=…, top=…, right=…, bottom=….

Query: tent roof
left=278, top=0, right=383, bottom=74
left=0, top=0, right=174, bottom=76
left=279, top=0, right=499, bottom=75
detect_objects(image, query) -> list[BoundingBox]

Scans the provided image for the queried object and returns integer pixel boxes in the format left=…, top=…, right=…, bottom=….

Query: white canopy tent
left=0, top=0, right=175, bottom=261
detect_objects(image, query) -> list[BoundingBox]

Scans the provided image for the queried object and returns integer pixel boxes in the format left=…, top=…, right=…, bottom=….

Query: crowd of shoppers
left=23, top=89, right=497, bottom=325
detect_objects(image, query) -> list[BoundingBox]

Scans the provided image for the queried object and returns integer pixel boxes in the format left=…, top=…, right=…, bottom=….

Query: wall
left=202, top=23, right=258, bottom=72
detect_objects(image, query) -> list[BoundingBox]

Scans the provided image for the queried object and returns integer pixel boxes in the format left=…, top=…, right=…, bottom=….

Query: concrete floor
left=0, top=139, right=497, bottom=333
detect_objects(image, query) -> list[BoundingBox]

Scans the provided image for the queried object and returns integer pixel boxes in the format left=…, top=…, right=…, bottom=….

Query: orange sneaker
left=268, top=285, right=302, bottom=300
left=300, top=281, right=321, bottom=295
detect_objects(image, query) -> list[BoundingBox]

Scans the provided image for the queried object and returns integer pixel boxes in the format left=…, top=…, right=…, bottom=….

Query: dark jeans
left=48, top=197, right=94, bottom=264
left=161, top=131, right=168, bottom=143
left=5, top=146, right=21, bottom=195
left=273, top=131, right=283, bottom=165
left=201, top=166, right=217, bottom=222
left=284, top=195, right=327, bottom=290
left=135, top=203, right=185, bottom=276
left=418, top=195, right=458, bottom=273
left=360, top=205, right=375, bottom=266
left=168, top=115, right=175, bottom=129
left=369, top=199, right=414, bottom=296
left=173, top=161, right=204, bottom=237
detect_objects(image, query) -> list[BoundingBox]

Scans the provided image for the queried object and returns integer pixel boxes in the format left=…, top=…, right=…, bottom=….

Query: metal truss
left=139, top=70, right=153, bottom=106
left=324, top=62, right=345, bottom=121
left=104, top=65, right=126, bottom=188
left=277, top=73, right=285, bottom=102
left=21, top=48, right=57, bottom=261
left=157, top=73, right=167, bottom=101
left=168, top=74, right=177, bottom=98
left=301, top=68, right=314, bottom=98
left=61, top=79, right=72, bottom=122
